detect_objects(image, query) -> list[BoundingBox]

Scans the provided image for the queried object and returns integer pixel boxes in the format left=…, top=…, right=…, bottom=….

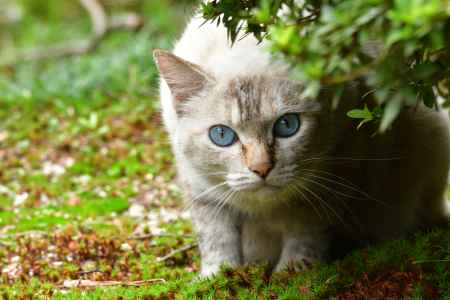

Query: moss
left=0, top=0, right=448, bottom=298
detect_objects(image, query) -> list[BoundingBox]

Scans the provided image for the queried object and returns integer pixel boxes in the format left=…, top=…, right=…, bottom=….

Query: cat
left=153, top=15, right=450, bottom=277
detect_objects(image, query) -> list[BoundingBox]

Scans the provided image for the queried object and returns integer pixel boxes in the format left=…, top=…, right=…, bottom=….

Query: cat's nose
left=249, top=162, right=273, bottom=179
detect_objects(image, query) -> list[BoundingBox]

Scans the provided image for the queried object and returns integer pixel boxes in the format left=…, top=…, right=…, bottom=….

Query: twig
left=0, top=0, right=143, bottom=68
left=156, top=243, right=198, bottom=263
left=79, top=0, right=107, bottom=36
left=412, top=259, right=450, bottom=264
left=128, top=233, right=194, bottom=240
left=75, top=269, right=104, bottom=276
left=59, top=278, right=166, bottom=289
left=321, top=64, right=373, bottom=85
left=295, top=9, right=320, bottom=25
left=324, top=274, right=338, bottom=285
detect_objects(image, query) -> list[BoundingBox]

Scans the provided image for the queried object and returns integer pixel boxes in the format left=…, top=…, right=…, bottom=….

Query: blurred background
left=0, top=0, right=197, bottom=102
left=0, top=0, right=205, bottom=294
left=1, top=2, right=449, bottom=298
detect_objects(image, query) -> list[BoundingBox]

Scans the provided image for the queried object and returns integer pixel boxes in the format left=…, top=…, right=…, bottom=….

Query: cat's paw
left=188, top=267, right=219, bottom=283
left=273, top=256, right=314, bottom=273
left=199, top=265, right=221, bottom=278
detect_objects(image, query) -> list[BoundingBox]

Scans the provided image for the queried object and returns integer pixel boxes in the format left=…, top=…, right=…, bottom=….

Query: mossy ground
left=0, top=1, right=449, bottom=299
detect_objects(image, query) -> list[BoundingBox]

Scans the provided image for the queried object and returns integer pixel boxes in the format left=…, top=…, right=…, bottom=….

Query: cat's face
left=155, top=50, right=332, bottom=212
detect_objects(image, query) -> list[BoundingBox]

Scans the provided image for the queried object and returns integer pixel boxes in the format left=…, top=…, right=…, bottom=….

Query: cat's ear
left=153, top=49, right=214, bottom=103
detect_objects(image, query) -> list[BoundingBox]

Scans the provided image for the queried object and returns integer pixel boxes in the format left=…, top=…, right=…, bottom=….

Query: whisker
left=268, top=173, right=295, bottom=181
left=190, top=182, right=228, bottom=202
left=184, top=182, right=228, bottom=212
left=210, top=188, right=235, bottom=220
left=188, top=171, right=228, bottom=180
left=211, top=188, right=240, bottom=221
left=193, top=187, right=230, bottom=220
left=226, top=173, right=251, bottom=180
left=295, top=182, right=332, bottom=223
left=288, top=182, right=323, bottom=220
left=228, top=179, right=258, bottom=186
left=300, top=156, right=403, bottom=164
left=301, top=171, right=391, bottom=208
left=278, top=165, right=298, bottom=172
left=296, top=181, right=349, bottom=229
left=301, top=168, right=363, bottom=191
left=301, top=175, right=367, bottom=202
left=300, top=175, right=363, bottom=231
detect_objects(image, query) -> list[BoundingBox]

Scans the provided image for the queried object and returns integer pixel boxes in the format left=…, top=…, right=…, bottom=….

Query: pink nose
left=248, top=162, right=273, bottom=179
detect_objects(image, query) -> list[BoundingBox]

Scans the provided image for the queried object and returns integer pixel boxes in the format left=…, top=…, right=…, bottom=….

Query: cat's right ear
left=153, top=49, right=214, bottom=104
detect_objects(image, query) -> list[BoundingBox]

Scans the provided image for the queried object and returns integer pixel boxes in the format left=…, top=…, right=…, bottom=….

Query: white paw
left=199, top=264, right=221, bottom=278
left=274, top=256, right=314, bottom=273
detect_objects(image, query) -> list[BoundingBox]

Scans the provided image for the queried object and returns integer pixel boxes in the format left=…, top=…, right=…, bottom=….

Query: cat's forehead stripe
left=227, top=77, right=270, bottom=123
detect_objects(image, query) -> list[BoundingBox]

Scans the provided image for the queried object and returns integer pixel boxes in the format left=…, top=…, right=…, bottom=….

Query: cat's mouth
left=224, top=172, right=297, bottom=210
left=226, top=168, right=296, bottom=193
left=227, top=177, right=284, bottom=193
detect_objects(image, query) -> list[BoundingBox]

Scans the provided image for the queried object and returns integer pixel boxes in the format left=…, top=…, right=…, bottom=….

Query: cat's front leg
left=190, top=202, right=242, bottom=277
left=274, top=230, right=328, bottom=273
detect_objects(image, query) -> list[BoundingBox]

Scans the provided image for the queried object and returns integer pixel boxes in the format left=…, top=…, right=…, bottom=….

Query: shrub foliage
left=202, top=0, right=450, bottom=131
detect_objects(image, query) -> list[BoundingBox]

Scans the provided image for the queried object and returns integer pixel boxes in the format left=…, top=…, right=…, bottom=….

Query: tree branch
left=0, top=0, right=143, bottom=68
left=79, top=0, right=107, bottom=37
left=156, top=243, right=198, bottom=263
left=128, top=233, right=195, bottom=240
left=59, top=278, right=166, bottom=289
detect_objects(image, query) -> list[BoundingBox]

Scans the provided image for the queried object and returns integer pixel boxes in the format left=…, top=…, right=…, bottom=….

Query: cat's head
left=154, top=50, right=334, bottom=213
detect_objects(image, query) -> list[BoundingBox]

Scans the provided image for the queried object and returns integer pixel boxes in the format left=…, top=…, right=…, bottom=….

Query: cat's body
left=154, top=16, right=450, bottom=276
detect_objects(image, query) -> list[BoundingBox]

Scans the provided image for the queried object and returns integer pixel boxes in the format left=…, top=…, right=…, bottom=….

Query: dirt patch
left=336, top=268, right=439, bottom=300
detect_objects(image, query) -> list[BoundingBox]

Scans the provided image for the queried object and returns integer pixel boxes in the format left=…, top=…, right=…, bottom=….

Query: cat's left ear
left=153, top=49, right=215, bottom=103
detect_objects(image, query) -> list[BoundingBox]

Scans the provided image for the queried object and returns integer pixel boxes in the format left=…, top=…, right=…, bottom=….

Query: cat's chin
left=231, top=183, right=287, bottom=213
left=235, top=181, right=282, bottom=195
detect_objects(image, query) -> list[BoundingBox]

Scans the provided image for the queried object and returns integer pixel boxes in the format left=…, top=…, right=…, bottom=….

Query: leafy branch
left=202, top=0, right=450, bottom=132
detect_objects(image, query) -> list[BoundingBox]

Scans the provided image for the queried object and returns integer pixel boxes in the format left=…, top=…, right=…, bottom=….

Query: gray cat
left=153, top=15, right=450, bottom=277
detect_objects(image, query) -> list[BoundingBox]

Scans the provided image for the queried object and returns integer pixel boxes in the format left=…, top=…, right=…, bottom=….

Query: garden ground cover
left=0, top=1, right=449, bottom=299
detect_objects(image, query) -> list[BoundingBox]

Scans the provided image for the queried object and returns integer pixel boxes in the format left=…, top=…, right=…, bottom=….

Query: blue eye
left=273, top=113, right=301, bottom=138
left=209, top=125, right=238, bottom=147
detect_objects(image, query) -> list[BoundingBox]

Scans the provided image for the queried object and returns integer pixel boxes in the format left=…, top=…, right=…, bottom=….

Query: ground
left=0, top=1, right=449, bottom=299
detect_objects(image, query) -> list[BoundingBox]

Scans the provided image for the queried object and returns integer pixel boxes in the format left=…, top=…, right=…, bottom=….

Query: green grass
left=0, top=1, right=449, bottom=299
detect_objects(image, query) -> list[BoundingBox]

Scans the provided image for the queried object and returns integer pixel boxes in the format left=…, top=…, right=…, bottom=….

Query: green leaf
left=421, top=86, right=436, bottom=108
left=356, top=118, right=374, bottom=130
left=347, top=105, right=375, bottom=130
left=201, top=0, right=450, bottom=131
left=442, top=100, right=450, bottom=108
left=347, top=105, right=373, bottom=119
left=380, top=94, right=403, bottom=132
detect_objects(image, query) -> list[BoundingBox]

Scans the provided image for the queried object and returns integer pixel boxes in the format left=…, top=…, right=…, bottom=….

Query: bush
left=202, top=0, right=450, bottom=131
